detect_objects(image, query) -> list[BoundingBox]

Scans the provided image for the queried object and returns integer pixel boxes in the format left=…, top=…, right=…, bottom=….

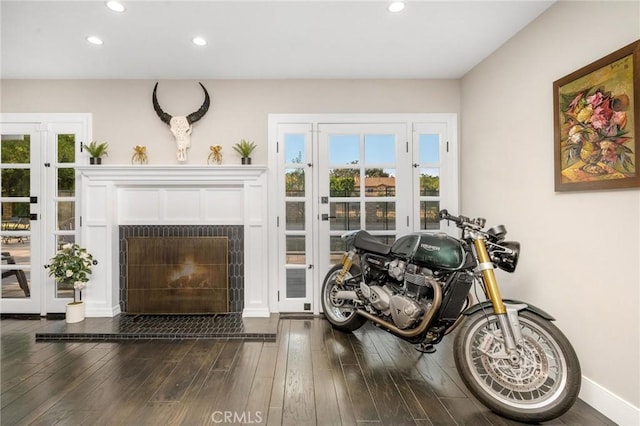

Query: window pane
left=330, top=201, right=360, bottom=231
left=56, top=234, right=75, bottom=250
left=58, top=134, right=75, bottom=163
left=329, top=236, right=345, bottom=265
left=286, top=236, right=305, bottom=265
left=1, top=202, right=30, bottom=225
left=1, top=169, right=30, bottom=197
left=58, top=168, right=75, bottom=197
left=365, top=202, right=396, bottom=230
left=285, top=202, right=305, bottom=230
left=364, top=169, right=395, bottom=197
left=329, top=169, right=360, bottom=197
left=285, top=168, right=305, bottom=197
left=420, top=201, right=440, bottom=230
left=364, top=134, right=395, bottom=164
left=1, top=135, right=30, bottom=164
left=286, top=269, right=306, bottom=298
left=329, top=135, right=359, bottom=165
left=420, top=168, right=440, bottom=196
left=57, top=201, right=75, bottom=230
left=419, top=134, right=439, bottom=163
left=284, top=134, right=305, bottom=164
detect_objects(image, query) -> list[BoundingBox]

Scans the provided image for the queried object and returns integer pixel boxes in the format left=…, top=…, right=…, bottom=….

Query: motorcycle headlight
left=490, top=241, right=520, bottom=273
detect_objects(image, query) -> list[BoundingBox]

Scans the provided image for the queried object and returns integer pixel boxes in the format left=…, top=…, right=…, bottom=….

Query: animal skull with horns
left=152, top=82, right=210, bottom=162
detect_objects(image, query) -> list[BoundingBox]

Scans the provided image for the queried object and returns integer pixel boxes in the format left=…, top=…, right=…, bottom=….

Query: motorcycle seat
left=354, top=231, right=391, bottom=255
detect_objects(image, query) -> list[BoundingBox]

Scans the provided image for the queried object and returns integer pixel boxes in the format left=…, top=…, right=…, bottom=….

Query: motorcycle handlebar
left=438, top=209, right=482, bottom=229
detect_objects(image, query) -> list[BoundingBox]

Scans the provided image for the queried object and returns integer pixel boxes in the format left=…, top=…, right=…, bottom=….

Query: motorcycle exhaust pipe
left=357, top=281, right=442, bottom=338
left=334, top=290, right=358, bottom=300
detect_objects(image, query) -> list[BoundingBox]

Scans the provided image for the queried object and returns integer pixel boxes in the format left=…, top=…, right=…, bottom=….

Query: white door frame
left=267, top=113, right=458, bottom=314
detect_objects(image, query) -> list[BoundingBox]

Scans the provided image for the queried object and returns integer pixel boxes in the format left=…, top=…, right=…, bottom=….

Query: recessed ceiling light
left=86, top=36, right=104, bottom=45
left=106, top=1, right=125, bottom=13
left=192, top=37, right=207, bottom=46
left=388, top=1, right=405, bottom=13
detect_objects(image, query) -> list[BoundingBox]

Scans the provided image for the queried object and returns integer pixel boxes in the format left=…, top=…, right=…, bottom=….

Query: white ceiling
left=1, top=0, right=555, bottom=79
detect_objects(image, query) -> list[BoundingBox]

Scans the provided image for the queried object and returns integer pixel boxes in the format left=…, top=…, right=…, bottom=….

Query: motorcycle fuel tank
left=391, top=233, right=465, bottom=270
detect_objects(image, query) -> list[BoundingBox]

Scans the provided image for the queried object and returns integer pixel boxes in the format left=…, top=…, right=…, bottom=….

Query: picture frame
left=553, top=40, right=640, bottom=191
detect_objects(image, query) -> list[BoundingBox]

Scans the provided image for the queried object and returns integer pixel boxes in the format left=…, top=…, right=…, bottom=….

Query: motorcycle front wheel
left=454, top=310, right=581, bottom=423
left=321, top=264, right=367, bottom=332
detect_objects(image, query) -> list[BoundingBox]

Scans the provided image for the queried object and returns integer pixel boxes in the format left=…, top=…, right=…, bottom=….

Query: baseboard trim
left=580, top=375, right=639, bottom=425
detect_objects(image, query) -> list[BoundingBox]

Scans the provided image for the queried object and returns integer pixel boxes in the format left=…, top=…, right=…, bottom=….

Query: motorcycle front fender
left=462, top=299, right=555, bottom=321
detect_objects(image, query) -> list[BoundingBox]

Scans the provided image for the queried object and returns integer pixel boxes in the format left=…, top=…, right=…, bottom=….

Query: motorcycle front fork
left=473, top=238, right=525, bottom=361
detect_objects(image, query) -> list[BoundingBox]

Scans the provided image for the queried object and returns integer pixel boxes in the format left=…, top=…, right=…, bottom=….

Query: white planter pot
left=66, top=302, right=85, bottom=323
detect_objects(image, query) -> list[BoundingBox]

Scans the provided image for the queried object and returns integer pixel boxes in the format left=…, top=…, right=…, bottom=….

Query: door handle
left=321, top=214, right=336, bottom=221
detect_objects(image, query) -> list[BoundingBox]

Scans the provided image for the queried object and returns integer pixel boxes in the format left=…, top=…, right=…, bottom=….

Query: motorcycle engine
left=389, top=295, right=424, bottom=329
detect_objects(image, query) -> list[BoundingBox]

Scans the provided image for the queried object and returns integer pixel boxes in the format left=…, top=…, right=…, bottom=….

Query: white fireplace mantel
left=76, top=164, right=270, bottom=318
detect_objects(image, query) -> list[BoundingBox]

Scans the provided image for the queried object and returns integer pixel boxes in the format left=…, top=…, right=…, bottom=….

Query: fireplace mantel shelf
left=76, top=164, right=266, bottom=182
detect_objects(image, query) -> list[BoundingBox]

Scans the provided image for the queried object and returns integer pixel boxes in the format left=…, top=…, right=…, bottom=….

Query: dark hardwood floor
left=1, top=317, right=614, bottom=425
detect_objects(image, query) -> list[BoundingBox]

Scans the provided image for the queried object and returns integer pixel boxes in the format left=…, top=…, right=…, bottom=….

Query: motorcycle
left=321, top=209, right=581, bottom=423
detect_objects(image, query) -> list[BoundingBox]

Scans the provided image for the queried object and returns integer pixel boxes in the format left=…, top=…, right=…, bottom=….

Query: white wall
left=461, top=1, right=639, bottom=422
left=0, top=79, right=460, bottom=165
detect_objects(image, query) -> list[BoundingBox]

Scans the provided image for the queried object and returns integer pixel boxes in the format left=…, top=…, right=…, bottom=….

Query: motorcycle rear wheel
left=321, top=264, right=367, bottom=332
left=454, top=310, right=581, bottom=423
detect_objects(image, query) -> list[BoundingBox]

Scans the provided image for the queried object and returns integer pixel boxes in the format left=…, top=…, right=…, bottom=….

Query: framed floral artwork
left=554, top=40, right=640, bottom=191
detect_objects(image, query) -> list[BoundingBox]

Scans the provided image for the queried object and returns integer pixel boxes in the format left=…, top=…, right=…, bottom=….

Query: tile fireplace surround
left=76, top=165, right=269, bottom=318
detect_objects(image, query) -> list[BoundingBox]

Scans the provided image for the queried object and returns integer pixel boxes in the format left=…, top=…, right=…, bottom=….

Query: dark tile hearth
left=34, top=313, right=278, bottom=342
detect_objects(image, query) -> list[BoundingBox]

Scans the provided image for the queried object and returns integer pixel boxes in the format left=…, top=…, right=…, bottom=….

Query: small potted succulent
left=46, top=243, right=96, bottom=323
left=232, top=139, right=257, bottom=164
left=84, top=141, right=109, bottom=164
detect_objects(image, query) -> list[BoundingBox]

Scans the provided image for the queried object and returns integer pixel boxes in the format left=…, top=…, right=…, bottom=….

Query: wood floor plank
left=282, top=320, right=316, bottom=426
left=267, top=319, right=291, bottom=424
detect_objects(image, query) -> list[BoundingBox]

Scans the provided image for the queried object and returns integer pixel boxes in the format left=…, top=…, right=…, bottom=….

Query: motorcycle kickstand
left=415, top=342, right=436, bottom=353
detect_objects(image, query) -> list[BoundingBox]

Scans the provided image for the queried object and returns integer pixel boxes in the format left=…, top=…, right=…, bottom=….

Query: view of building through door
left=272, top=114, right=458, bottom=314
left=0, top=114, right=89, bottom=315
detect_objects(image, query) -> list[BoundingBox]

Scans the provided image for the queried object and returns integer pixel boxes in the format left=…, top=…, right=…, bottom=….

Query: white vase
left=66, top=301, right=85, bottom=323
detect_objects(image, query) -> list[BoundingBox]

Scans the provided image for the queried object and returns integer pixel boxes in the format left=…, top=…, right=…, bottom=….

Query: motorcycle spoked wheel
left=321, top=264, right=367, bottom=332
left=454, top=310, right=581, bottom=423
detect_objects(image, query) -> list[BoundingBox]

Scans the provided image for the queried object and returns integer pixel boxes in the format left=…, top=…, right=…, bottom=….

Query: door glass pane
left=285, top=202, right=305, bottom=230
left=56, top=235, right=75, bottom=250
left=420, top=168, right=440, bottom=196
left=58, top=134, right=75, bottom=163
left=365, top=202, right=396, bottom=230
left=420, top=134, right=439, bottom=163
left=1, top=135, right=30, bottom=163
left=57, top=201, right=75, bottom=230
left=1, top=169, right=30, bottom=197
left=329, top=135, right=360, bottom=165
left=286, top=269, right=305, bottom=298
left=329, top=169, right=360, bottom=197
left=420, top=201, right=440, bottom=230
left=364, top=134, right=395, bottom=164
left=286, top=236, right=305, bottom=264
left=330, top=236, right=345, bottom=265
left=285, top=134, right=305, bottom=164
left=58, top=168, right=75, bottom=197
left=330, top=201, right=360, bottom=231
left=285, top=169, right=305, bottom=197
left=364, top=169, right=395, bottom=197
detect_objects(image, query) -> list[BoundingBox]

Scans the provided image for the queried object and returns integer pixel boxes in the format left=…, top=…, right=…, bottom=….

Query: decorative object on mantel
left=45, top=243, right=97, bottom=323
left=233, top=139, right=257, bottom=164
left=207, top=144, right=223, bottom=164
left=554, top=39, right=639, bottom=191
left=131, top=145, right=148, bottom=164
left=84, top=141, right=108, bottom=165
left=152, top=82, right=211, bottom=163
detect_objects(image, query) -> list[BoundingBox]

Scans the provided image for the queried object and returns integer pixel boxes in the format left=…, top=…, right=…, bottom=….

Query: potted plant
left=232, top=139, right=257, bottom=164
left=46, top=243, right=95, bottom=323
left=84, top=141, right=108, bottom=164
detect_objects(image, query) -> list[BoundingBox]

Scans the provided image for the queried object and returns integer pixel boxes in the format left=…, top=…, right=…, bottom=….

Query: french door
left=273, top=114, right=458, bottom=313
left=0, top=123, right=42, bottom=313
left=0, top=114, right=89, bottom=314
